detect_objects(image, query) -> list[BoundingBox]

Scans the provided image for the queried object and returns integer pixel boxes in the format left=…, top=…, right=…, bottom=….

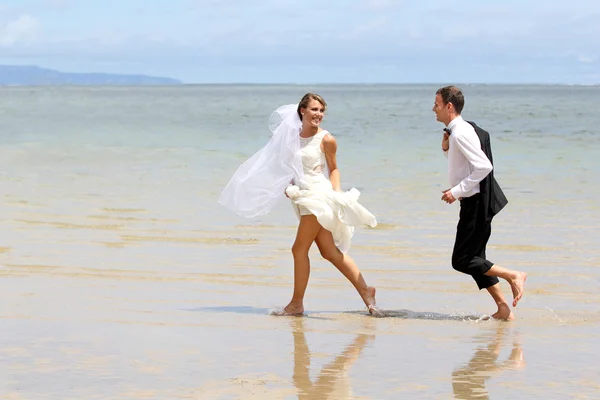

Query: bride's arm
left=322, top=134, right=341, bottom=192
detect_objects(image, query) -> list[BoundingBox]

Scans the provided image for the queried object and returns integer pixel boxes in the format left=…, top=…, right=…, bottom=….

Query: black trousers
left=452, top=194, right=499, bottom=290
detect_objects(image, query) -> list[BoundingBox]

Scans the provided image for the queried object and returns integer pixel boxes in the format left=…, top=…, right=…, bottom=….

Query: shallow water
left=1, top=85, right=599, bottom=398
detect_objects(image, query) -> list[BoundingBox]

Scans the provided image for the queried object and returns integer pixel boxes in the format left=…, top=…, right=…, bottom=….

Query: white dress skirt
left=285, top=130, right=377, bottom=253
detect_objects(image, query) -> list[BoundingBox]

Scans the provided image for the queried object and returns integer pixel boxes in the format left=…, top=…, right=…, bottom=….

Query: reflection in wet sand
left=452, top=324, right=525, bottom=399
left=291, top=318, right=373, bottom=399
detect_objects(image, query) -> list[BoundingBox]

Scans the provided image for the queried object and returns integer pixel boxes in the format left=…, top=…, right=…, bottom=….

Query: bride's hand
left=285, top=180, right=295, bottom=198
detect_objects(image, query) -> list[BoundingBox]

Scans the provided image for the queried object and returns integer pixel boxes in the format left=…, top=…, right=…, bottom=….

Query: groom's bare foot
left=491, top=303, right=514, bottom=321
left=509, top=272, right=527, bottom=307
left=270, top=302, right=304, bottom=316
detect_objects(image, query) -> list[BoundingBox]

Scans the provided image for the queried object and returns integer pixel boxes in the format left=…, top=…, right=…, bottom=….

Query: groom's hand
left=441, top=132, right=449, bottom=151
left=441, top=189, right=456, bottom=204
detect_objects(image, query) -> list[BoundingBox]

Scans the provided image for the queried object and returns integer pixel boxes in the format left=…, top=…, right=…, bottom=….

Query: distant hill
left=0, top=65, right=182, bottom=85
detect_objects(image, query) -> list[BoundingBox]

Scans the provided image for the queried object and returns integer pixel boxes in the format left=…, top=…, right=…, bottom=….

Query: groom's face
left=433, top=94, right=450, bottom=124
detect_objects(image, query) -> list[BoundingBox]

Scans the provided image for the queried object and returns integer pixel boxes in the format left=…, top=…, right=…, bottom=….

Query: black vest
left=467, top=121, right=509, bottom=222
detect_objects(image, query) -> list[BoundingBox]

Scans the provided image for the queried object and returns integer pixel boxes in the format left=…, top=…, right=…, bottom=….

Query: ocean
left=1, top=85, right=598, bottom=399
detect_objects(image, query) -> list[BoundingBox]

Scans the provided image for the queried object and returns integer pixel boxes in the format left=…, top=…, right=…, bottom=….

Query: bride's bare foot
left=360, top=286, right=385, bottom=317
left=491, top=303, right=514, bottom=321
left=269, top=302, right=304, bottom=316
left=360, top=286, right=376, bottom=308
left=509, top=272, right=527, bottom=307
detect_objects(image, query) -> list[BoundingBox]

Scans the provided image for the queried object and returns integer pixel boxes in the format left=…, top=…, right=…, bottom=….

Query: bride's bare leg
left=315, top=228, right=378, bottom=312
left=275, top=215, right=322, bottom=316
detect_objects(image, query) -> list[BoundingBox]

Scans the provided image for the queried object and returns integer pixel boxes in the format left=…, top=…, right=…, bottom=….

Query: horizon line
left=1, top=82, right=598, bottom=87
left=178, top=82, right=600, bottom=86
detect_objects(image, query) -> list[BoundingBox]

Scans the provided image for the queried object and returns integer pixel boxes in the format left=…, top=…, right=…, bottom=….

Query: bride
left=219, top=93, right=382, bottom=316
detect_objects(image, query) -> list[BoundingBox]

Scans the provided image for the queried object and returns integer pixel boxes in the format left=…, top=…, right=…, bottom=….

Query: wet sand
left=1, top=211, right=599, bottom=399
left=1, top=85, right=599, bottom=398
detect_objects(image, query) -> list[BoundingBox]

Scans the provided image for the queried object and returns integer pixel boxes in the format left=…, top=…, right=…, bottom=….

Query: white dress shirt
left=443, top=116, right=493, bottom=200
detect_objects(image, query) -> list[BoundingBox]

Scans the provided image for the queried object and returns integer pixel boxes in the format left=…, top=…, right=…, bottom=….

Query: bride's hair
left=297, top=93, right=327, bottom=121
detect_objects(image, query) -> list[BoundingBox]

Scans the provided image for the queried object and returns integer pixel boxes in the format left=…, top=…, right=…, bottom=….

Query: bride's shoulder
left=320, top=129, right=334, bottom=137
left=321, top=131, right=337, bottom=150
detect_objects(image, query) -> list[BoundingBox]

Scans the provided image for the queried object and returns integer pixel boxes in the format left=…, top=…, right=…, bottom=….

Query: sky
left=0, top=0, right=599, bottom=84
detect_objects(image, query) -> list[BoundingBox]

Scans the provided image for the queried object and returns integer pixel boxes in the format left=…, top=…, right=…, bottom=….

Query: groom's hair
left=436, top=86, right=464, bottom=114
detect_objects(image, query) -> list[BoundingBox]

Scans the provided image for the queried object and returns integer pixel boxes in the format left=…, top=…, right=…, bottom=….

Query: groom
left=433, top=85, right=527, bottom=320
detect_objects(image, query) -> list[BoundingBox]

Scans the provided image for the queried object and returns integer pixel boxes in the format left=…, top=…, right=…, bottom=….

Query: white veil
left=218, top=104, right=304, bottom=218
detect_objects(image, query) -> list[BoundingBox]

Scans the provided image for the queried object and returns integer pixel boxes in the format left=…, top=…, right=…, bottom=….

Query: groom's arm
left=450, top=134, right=492, bottom=199
left=442, top=131, right=449, bottom=156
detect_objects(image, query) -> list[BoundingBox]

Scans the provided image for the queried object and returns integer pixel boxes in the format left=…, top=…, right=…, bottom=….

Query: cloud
left=0, top=14, right=40, bottom=47
left=362, top=0, right=395, bottom=9
left=2, top=1, right=600, bottom=83
left=351, top=15, right=389, bottom=36
left=578, top=55, right=597, bottom=63
left=42, top=0, right=75, bottom=10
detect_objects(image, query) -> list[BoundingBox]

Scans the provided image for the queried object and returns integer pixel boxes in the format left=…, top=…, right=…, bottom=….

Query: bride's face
left=301, top=99, right=325, bottom=128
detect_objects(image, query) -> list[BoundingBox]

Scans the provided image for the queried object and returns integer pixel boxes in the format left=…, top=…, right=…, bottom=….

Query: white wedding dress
left=285, top=130, right=377, bottom=253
